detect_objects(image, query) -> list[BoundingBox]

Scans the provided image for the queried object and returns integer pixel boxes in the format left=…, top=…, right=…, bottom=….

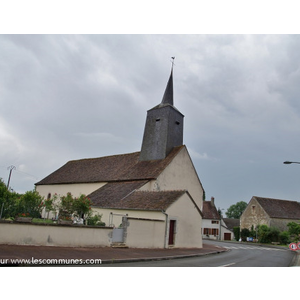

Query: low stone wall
left=0, top=221, right=113, bottom=247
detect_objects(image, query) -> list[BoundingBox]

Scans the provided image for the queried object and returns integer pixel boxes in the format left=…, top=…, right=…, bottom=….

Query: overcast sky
left=1, top=34, right=300, bottom=212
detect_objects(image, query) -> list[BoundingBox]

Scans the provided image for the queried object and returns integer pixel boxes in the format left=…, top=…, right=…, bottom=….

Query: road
left=102, top=240, right=296, bottom=267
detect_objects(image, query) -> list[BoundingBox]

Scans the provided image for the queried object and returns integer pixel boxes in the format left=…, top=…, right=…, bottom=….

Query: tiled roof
left=89, top=181, right=148, bottom=208
left=36, top=145, right=185, bottom=185
left=254, top=196, right=300, bottom=219
left=90, top=183, right=186, bottom=211
left=223, top=218, right=240, bottom=230
left=202, top=201, right=220, bottom=219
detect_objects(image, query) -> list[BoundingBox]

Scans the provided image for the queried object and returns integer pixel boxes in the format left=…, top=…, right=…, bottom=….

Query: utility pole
left=1, top=165, right=16, bottom=219
left=7, top=165, right=16, bottom=190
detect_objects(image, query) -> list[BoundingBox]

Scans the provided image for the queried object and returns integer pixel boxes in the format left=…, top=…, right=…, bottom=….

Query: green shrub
left=257, top=225, right=280, bottom=243
left=233, top=226, right=240, bottom=241
left=279, top=231, right=290, bottom=245
left=287, top=222, right=300, bottom=242
left=87, top=213, right=105, bottom=226
left=58, top=193, right=92, bottom=220
left=268, top=226, right=280, bottom=243
left=241, top=228, right=250, bottom=241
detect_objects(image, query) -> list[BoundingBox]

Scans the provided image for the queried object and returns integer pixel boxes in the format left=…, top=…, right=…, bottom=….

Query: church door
left=168, top=220, right=176, bottom=246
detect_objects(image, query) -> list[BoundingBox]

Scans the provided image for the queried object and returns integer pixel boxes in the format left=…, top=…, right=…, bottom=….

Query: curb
left=101, top=248, right=229, bottom=264
left=290, top=251, right=300, bottom=267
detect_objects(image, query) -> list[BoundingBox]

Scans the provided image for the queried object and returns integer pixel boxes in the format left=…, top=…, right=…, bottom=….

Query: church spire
left=139, top=58, right=184, bottom=161
left=161, top=68, right=173, bottom=106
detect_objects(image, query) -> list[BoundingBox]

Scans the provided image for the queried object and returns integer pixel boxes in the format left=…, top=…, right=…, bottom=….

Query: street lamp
left=283, top=161, right=300, bottom=164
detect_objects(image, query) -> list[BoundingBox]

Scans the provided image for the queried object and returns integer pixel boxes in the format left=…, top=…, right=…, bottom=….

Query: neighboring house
left=35, top=67, right=205, bottom=248
left=240, top=196, right=300, bottom=232
left=222, top=218, right=239, bottom=239
left=202, top=197, right=235, bottom=240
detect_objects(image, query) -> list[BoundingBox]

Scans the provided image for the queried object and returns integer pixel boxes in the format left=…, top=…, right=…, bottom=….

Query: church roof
left=253, top=196, right=300, bottom=219
left=89, top=180, right=148, bottom=207
left=90, top=184, right=187, bottom=211
left=35, top=145, right=185, bottom=185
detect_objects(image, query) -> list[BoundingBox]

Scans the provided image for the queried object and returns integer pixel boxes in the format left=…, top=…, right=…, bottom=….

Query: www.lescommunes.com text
left=0, top=257, right=102, bottom=265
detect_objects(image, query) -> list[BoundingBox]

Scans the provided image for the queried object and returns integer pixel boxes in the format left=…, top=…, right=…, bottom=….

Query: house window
left=211, top=220, right=219, bottom=224
left=212, top=228, right=219, bottom=236
left=203, top=228, right=219, bottom=236
left=252, top=206, right=256, bottom=213
left=47, top=193, right=51, bottom=200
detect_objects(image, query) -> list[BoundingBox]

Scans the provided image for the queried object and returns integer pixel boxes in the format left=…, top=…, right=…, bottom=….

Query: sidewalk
left=0, top=243, right=226, bottom=266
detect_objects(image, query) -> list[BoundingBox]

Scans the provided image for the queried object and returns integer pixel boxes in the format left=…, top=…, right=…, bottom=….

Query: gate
left=224, top=233, right=231, bottom=240
left=112, top=228, right=124, bottom=243
left=110, top=213, right=128, bottom=244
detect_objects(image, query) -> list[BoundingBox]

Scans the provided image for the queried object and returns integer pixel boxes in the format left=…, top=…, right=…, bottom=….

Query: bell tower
left=139, top=62, right=184, bottom=161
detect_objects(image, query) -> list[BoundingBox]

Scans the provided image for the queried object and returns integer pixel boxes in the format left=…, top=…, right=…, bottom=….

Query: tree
left=16, top=190, right=44, bottom=218
left=225, top=201, right=247, bottom=219
left=0, top=178, right=20, bottom=219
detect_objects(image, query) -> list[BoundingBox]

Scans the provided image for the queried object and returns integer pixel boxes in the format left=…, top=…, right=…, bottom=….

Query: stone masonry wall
left=240, top=198, right=270, bottom=230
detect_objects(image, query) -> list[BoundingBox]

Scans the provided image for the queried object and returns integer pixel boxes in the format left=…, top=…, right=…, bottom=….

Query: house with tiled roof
left=202, top=197, right=236, bottom=240
left=240, top=196, right=300, bottom=231
left=36, top=65, right=204, bottom=248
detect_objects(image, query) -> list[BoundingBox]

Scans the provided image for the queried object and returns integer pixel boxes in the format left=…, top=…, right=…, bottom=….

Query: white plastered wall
left=36, top=182, right=107, bottom=199
left=140, top=146, right=204, bottom=211
left=165, top=193, right=202, bottom=248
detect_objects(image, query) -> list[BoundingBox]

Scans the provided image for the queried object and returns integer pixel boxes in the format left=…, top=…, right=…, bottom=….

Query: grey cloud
left=1, top=34, right=300, bottom=211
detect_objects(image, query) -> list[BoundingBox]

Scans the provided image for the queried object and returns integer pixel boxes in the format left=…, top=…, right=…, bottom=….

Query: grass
left=32, top=218, right=55, bottom=224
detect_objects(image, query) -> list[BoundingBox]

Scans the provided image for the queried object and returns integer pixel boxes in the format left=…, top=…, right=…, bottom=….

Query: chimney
left=211, top=197, right=215, bottom=206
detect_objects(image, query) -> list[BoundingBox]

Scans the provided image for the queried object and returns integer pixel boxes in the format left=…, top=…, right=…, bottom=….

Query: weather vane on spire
left=171, top=56, right=175, bottom=69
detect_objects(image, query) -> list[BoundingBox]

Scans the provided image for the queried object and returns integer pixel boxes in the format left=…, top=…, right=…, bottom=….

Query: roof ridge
left=254, top=196, right=299, bottom=203
left=134, top=189, right=186, bottom=193
left=68, top=151, right=141, bottom=163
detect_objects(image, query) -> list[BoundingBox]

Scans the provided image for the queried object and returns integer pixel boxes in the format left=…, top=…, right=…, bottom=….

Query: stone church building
left=35, top=66, right=205, bottom=248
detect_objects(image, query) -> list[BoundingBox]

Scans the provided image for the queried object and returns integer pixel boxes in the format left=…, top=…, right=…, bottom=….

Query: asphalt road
left=102, top=240, right=296, bottom=267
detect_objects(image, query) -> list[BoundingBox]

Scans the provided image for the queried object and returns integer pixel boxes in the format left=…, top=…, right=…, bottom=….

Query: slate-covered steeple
left=161, top=67, right=174, bottom=106
left=139, top=63, right=184, bottom=161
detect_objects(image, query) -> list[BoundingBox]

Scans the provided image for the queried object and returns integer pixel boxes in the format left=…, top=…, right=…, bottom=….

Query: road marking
left=218, top=262, right=236, bottom=267
left=223, top=245, right=286, bottom=251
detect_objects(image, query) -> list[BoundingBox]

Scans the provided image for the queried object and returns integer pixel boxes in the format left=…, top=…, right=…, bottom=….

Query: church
left=35, top=65, right=205, bottom=248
